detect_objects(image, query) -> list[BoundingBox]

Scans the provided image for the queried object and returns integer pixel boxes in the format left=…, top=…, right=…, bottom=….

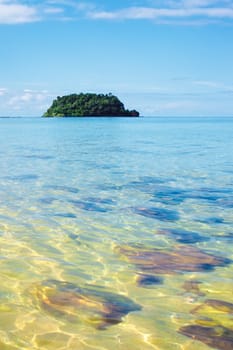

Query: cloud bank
left=0, top=0, right=233, bottom=25
left=0, top=88, right=53, bottom=116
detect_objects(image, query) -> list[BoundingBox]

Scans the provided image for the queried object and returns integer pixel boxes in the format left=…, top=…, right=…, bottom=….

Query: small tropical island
left=43, top=93, right=139, bottom=117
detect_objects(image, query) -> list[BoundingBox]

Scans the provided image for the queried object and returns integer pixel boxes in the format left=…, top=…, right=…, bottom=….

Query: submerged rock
left=152, top=188, right=187, bottom=205
left=7, top=174, right=39, bottom=181
left=179, top=324, right=233, bottom=350
left=157, top=228, right=209, bottom=244
left=192, top=299, right=233, bottom=315
left=116, top=245, right=230, bottom=275
left=205, top=300, right=233, bottom=313
left=218, top=199, right=233, bottom=208
left=198, top=217, right=224, bottom=225
left=137, top=274, right=163, bottom=288
left=70, top=199, right=108, bottom=213
left=31, top=280, right=141, bottom=329
left=46, top=185, right=79, bottom=194
left=39, top=197, right=56, bottom=205
left=133, top=207, right=179, bottom=222
left=179, top=297, right=233, bottom=349
left=181, top=280, right=205, bottom=296
left=53, top=212, right=77, bottom=218
left=84, top=197, right=115, bottom=205
left=24, top=154, right=54, bottom=160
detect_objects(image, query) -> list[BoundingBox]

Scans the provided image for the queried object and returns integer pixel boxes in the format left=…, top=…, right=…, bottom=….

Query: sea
left=0, top=116, right=232, bottom=350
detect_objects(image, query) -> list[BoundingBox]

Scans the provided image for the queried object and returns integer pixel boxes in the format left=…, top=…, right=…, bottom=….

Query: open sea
left=0, top=116, right=232, bottom=350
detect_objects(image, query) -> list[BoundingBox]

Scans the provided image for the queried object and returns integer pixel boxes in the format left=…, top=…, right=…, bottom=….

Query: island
left=43, top=93, right=139, bottom=117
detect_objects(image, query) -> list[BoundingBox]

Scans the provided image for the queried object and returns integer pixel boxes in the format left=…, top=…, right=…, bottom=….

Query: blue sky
left=0, top=0, right=233, bottom=116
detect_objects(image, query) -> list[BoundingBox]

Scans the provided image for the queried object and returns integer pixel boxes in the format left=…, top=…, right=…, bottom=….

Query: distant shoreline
left=1, top=116, right=233, bottom=119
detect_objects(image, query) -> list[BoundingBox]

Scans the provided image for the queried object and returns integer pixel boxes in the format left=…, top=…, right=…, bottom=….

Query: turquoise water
left=0, top=117, right=232, bottom=349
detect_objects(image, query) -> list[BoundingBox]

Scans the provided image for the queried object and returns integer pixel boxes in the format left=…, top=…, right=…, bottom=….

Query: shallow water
left=0, top=116, right=232, bottom=349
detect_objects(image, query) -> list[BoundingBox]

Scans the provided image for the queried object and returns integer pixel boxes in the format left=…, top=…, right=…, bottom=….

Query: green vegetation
left=43, top=93, right=139, bottom=117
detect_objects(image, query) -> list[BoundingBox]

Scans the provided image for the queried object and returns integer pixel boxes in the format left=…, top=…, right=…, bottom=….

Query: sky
left=0, top=0, right=233, bottom=116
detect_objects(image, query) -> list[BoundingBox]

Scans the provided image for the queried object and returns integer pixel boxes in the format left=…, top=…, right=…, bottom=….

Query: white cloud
left=43, top=7, right=64, bottom=14
left=182, top=0, right=231, bottom=7
left=85, top=1, right=233, bottom=24
left=156, top=100, right=195, bottom=110
left=154, top=0, right=232, bottom=7
left=89, top=6, right=233, bottom=20
left=139, top=99, right=197, bottom=116
left=0, top=2, right=39, bottom=24
left=0, top=0, right=96, bottom=24
left=0, top=88, right=7, bottom=96
left=46, top=0, right=95, bottom=10
left=8, top=89, right=52, bottom=108
left=0, top=88, right=55, bottom=115
left=193, top=80, right=220, bottom=88
left=192, top=81, right=233, bottom=93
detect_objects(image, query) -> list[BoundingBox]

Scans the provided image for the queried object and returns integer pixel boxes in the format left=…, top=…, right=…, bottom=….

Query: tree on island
left=43, top=93, right=139, bottom=117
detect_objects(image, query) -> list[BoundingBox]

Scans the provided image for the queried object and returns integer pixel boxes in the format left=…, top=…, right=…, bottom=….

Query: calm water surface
left=0, top=117, right=232, bottom=349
